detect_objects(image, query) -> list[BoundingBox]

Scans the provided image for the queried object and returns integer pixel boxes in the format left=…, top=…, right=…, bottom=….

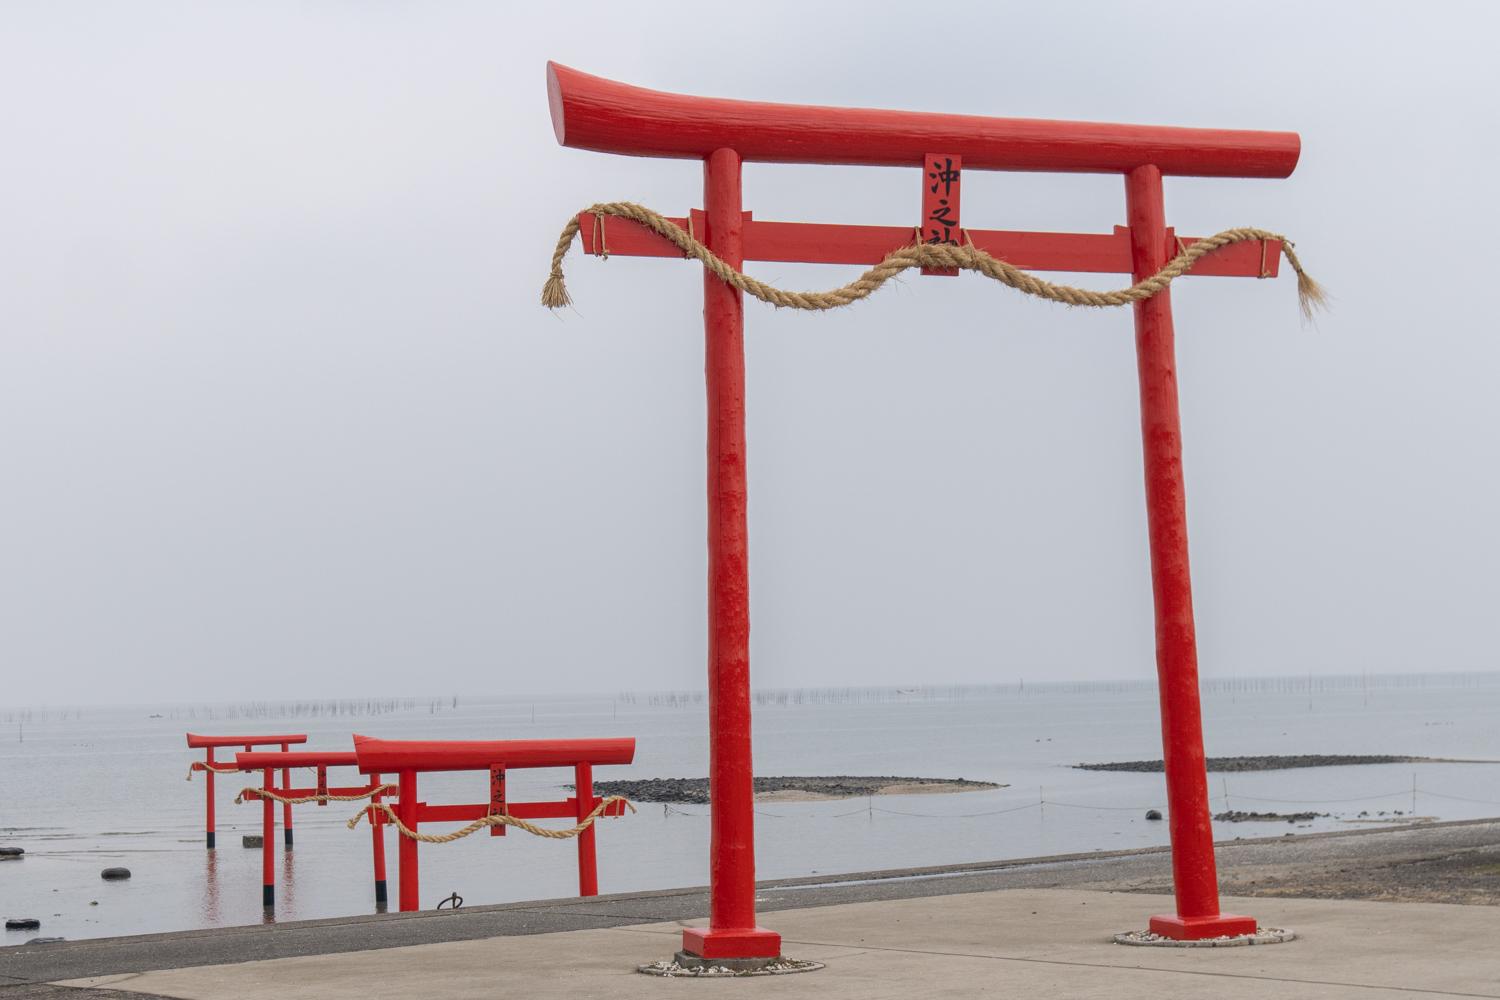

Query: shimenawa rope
left=541, top=202, right=1326, bottom=319
left=186, top=762, right=241, bottom=781
left=236, top=784, right=397, bottom=806
left=348, top=796, right=636, bottom=843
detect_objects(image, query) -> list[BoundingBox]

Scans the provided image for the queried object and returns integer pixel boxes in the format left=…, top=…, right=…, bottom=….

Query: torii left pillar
left=680, top=147, right=781, bottom=961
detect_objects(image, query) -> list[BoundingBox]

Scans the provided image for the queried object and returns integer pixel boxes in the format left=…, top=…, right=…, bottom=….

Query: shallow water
left=2, top=674, right=1498, bottom=944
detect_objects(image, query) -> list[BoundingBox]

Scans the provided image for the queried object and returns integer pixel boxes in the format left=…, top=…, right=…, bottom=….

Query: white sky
left=2, top=2, right=1496, bottom=705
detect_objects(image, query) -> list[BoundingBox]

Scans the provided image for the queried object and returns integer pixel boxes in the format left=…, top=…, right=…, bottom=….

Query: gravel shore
left=1114, top=819, right=1500, bottom=905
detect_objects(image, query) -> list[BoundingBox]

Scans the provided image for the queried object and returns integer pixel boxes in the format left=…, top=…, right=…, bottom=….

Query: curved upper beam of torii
left=546, top=61, right=1300, bottom=177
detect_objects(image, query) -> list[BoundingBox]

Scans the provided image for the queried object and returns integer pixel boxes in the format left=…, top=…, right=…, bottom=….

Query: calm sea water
left=3, top=674, right=1498, bottom=944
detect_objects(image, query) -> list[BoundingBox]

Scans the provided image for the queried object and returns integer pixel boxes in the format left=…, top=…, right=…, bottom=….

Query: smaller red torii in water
left=186, top=732, right=306, bottom=850
left=350, top=735, right=636, bottom=912
left=234, top=749, right=392, bottom=909
left=545, top=62, right=1308, bottom=956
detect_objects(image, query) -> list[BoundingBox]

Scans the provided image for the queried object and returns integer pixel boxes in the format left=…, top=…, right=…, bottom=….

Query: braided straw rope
left=186, top=762, right=242, bottom=781
left=235, top=784, right=396, bottom=806
left=348, top=796, right=636, bottom=843
left=541, top=202, right=1326, bottom=319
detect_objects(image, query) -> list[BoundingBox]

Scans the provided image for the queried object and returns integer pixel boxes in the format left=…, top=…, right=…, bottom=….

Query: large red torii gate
left=545, top=62, right=1304, bottom=957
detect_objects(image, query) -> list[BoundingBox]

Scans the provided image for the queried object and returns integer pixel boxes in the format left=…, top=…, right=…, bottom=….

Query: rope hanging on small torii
left=540, top=201, right=1327, bottom=319
left=347, top=796, right=636, bottom=843
left=235, top=784, right=397, bottom=806
left=186, top=762, right=241, bottom=781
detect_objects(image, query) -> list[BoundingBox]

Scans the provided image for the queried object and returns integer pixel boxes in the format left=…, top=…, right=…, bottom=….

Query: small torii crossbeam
left=546, top=62, right=1307, bottom=957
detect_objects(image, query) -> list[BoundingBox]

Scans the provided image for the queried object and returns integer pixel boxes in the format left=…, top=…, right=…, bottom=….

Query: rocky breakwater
left=590, top=775, right=1002, bottom=804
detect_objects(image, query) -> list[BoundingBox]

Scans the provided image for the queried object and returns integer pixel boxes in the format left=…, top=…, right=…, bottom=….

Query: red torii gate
left=350, top=735, right=636, bottom=912
left=545, top=62, right=1304, bottom=956
left=187, top=732, right=307, bottom=850
left=234, top=750, right=391, bottom=909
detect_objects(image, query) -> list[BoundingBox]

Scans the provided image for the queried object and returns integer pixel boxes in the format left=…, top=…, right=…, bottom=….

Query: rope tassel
left=541, top=202, right=1326, bottom=319
left=540, top=215, right=582, bottom=309
left=1293, top=259, right=1329, bottom=321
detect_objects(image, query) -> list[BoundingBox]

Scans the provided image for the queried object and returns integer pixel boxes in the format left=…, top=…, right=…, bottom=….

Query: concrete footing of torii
left=18, top=821, right=1500, bottom=1000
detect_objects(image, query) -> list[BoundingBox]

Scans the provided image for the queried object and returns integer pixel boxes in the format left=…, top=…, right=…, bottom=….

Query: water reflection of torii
left=544, top=61, right=1306, bottom=959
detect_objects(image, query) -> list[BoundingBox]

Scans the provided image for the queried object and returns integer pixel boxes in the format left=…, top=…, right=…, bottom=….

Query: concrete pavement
left=56, top=888, right=1500, bottom=999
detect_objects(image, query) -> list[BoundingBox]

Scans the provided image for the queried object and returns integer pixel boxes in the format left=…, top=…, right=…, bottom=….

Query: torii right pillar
left=1128, top=163, right=1254, bottom=939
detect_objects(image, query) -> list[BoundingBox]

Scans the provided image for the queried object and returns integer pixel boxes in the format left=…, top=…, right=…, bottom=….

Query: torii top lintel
left=547, top=63, right=1300, bottom=178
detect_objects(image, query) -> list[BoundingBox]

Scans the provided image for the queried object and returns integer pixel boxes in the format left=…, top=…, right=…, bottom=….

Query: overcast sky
left=1, top=2, right=1496, bottom=706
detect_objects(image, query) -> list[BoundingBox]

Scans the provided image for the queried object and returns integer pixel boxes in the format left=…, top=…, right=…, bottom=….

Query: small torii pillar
left=546, top=62, right=1301, bottom=955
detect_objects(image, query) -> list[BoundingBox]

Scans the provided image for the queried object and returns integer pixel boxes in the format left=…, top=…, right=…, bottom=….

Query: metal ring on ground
left=1114, top=927, right=1296, bottom=947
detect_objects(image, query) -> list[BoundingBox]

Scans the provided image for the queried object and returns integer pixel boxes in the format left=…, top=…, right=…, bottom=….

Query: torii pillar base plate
left=1148, top=912, right=1258, bottom=941
left=681, top=926, right=782, bottom=962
